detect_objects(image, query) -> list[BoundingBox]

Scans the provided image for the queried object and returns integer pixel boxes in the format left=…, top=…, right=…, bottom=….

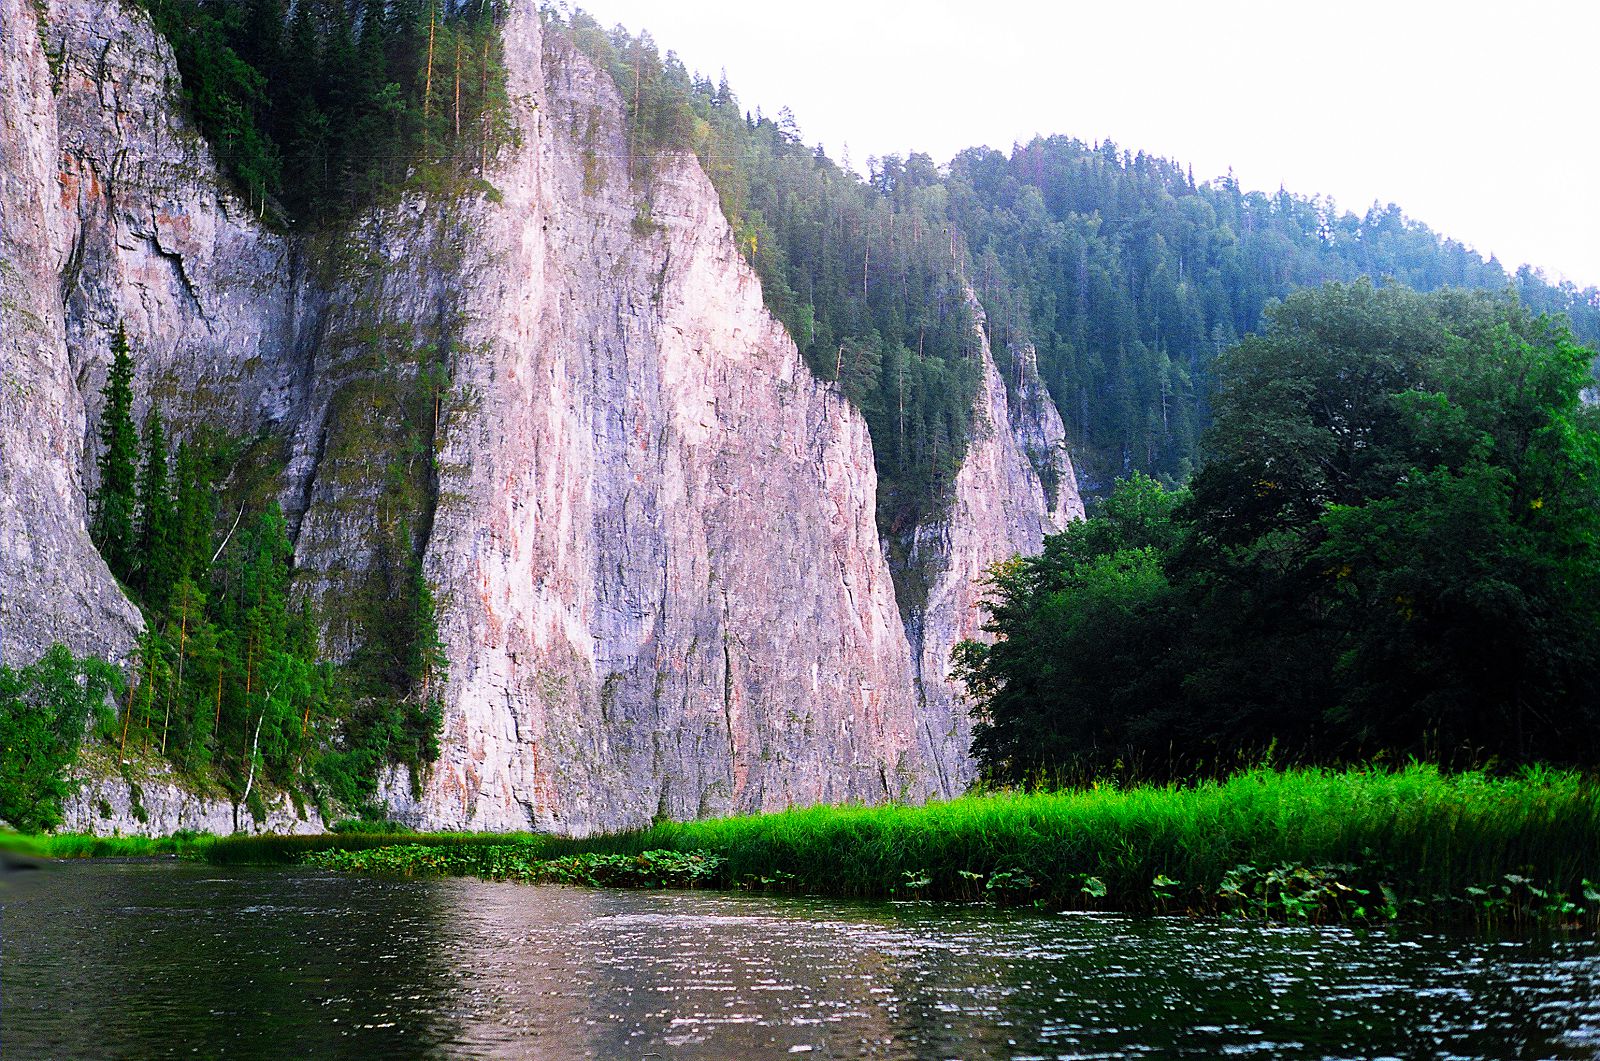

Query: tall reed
left=211, top=765, right=1600, bottom=917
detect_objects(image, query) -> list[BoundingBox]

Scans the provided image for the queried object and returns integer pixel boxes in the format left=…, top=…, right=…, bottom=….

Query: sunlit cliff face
left=5, top=0, right=1079, bottom=836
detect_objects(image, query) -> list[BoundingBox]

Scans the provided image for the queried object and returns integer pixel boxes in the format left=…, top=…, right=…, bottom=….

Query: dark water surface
left=3, top=861, right=1599, bottom=1059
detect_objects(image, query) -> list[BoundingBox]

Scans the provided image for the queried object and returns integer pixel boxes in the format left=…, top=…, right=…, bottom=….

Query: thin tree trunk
left=629, top=44, right=642, bottom=173
left=423, top=3, right=437, bottom=139
left=211, top=506, right=245, bottom=566
left=163, top=589, right=190, bottom=755
left=119, top=668, right=136, bottom=757
left=237, top=709, right=267, bottom=833
left=898, top=359, right=906, bottom=443
left=480, top=36, right=490, bottom=170
left=141, top=636, right=158, bottom=750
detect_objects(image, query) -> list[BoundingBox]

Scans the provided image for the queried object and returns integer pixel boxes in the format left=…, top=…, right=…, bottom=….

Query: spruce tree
left=91, top=325, right=140, bottom=583
left=171, top=440, right=215, bottom=585
left=134, top=407, right=176, bottom=607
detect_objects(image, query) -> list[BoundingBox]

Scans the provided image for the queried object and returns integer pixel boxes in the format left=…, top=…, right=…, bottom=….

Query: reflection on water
left=3, top=861, right=1599, bottom=1059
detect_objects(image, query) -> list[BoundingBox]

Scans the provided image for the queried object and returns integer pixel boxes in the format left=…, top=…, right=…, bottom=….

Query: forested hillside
left=140, top=0, right=512, bottom=222
left=945, top=140, right=1600, bottom=487
left=154, top=3, right=1600, bottom=518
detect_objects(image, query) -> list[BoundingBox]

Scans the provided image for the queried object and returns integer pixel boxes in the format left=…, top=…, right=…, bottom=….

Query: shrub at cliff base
left=0, top=648, right=121, bottom=833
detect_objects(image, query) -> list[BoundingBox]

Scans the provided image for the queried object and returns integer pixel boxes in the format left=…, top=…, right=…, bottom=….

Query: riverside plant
left=306, top=845, right=724, bottom=889
left=0, top=829, right=215, bottom=859
left=210, top=764, right=1600, bottom=927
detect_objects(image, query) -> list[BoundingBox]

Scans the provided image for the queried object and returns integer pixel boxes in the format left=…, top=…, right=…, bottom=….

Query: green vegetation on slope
left=223, top=766, right=1600, bottom=929
left=139, top=0, right=512, bottom=224
left=956, top=281, right=1600, bottom=783
left=946, top=138, right=1600, bottom=489
left=76, top=325, right=444, bottom=826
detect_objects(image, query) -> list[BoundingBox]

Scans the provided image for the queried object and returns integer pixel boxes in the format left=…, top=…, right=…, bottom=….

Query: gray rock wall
left=907, top=297, right=1084, bottom=796
left=6, top=0, right=1083, bottom=836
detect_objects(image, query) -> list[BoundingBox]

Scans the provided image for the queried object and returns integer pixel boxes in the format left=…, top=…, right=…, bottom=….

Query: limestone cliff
left=907, top=301, right=1083, bottom=797
left=0, top=0, right=143, bottom=665
left=2, top=0, right=1081, bottom=834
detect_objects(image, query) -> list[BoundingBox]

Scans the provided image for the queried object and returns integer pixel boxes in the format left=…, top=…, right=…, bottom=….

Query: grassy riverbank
left=0, top=831, right=214, bottom=859
left=212, top=765, right=1600, bottom=928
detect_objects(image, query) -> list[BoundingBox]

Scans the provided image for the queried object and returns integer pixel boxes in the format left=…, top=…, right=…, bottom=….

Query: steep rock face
left=372, top=18, right=929, bottom=832
left=907, top=301, right=1084, bottom=795
left=0, top=0, right=141, bottom=665
left=7, top=0, right=1081, bottom=834
left=3, top=0, right=301, bottom=668
left=61, top=749, right=323, bottom=835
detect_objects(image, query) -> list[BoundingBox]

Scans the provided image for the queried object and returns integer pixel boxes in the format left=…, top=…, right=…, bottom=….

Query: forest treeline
left=141, top=0, right=512, bottom=223
left=956, top=282, right=1600, bottom=783
left=946, top=139, right=1600, bottom=487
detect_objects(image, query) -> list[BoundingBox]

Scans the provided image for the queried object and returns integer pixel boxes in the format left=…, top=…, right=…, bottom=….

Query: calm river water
left=3, top=860, right=1599, bottom=1059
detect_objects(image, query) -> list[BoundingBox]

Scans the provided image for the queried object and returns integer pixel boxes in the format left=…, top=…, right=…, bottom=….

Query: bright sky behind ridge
left=571, top=0, right=1600, bottom=291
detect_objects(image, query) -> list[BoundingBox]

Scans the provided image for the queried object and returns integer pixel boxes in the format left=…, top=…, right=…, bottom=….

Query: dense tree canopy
left=957, top=282, right=1600, bottom=784
left=944, top=138, right=1600, bottom=489
left=142, top=0, right=511, bottom=224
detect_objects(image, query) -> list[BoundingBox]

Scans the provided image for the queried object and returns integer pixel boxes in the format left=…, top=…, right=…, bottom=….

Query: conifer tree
left=171, top=439, right=214, bottom=585
left=134, top=407, right=176, bottom=607
left=91, top=325, right=139, bottom=582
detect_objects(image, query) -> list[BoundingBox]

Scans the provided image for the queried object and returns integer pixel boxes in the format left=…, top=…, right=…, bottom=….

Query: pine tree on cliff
left=171, top=439, right=215, bottom=585
left=91, top=325, right=139, bottom=584
left=134, top=406, right=176, bottom=607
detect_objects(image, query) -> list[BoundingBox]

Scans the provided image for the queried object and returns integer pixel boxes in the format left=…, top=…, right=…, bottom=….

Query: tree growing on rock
left=134, top=406, right=176, bottom=606
left=90, top=325, right=139, bottom=583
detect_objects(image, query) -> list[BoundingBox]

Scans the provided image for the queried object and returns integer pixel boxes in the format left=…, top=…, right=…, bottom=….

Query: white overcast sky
left=570, top=0, right=1600, bottom=291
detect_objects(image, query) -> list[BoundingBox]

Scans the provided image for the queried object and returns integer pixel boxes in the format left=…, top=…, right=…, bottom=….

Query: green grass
left=22, top=766, right=1600, bottom=927
left=211, top=765, right=1600, bottom=927
left=0, top=830, right=216, bottom=859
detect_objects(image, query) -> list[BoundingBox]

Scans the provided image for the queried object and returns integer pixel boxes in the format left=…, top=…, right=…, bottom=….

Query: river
left=2, top=861, right=1598, bottom=1059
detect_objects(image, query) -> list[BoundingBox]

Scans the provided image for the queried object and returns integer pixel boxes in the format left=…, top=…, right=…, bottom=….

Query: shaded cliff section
left=1, top=0, right=1082, bottom=834
left=906, top=296, right=1085, bottom=797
